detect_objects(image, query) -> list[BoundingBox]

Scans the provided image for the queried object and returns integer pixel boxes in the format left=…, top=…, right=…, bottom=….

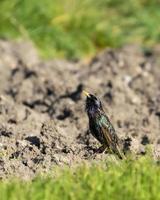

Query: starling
left=83, top=91, right=124, bottom=159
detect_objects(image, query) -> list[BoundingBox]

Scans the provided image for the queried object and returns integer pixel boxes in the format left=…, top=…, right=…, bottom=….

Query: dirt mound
left=0, top=40, right=160, bottom=179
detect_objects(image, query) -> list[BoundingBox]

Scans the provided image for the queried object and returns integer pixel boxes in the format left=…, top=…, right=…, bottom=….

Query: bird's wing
left=99, top=114, right=118, bottom=144
left=99, top=114, right=124, bottom=157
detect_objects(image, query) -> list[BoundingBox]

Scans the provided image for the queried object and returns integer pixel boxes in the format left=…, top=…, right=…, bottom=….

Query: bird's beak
left=83, top=90, right=90, bottom=97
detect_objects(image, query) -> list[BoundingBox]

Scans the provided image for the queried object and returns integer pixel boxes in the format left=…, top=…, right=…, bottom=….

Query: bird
left=83, top=90, right=124, bottom=159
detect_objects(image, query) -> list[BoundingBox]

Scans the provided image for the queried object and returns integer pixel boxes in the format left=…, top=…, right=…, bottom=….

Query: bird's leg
left=95, top=144, right=107, bottom=153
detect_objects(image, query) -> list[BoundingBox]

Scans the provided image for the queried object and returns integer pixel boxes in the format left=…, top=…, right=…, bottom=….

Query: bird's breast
left=89, top=118, right=106, bottom=144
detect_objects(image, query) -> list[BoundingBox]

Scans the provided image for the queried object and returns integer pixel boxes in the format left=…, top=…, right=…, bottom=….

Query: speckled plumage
left=84, top=92, right=123, bottom=159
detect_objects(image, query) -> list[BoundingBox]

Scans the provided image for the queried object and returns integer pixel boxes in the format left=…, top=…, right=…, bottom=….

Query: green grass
left=0, top=0, right=160, bottom=59
left=0, top=156, right=160, bottom=200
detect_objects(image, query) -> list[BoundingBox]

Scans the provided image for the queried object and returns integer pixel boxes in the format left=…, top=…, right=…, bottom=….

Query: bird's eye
left=91, top=95, right=97, bottom=100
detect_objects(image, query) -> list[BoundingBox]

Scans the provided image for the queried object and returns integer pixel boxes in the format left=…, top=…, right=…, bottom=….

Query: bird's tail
left=112, top=143, right=126, bottom=160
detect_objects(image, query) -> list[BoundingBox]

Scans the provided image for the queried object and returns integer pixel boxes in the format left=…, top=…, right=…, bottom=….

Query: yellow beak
left=83, top=90, right=90, bottom=97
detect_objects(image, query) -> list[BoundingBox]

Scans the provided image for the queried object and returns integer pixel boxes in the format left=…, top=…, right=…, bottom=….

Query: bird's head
left=83, top=90, right=103, bottom=116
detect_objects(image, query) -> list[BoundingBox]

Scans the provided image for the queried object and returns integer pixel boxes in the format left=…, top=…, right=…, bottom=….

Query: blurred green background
left=0, top=0, right=160, bottom=59
left=1, top=156, right=160, bottom=200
